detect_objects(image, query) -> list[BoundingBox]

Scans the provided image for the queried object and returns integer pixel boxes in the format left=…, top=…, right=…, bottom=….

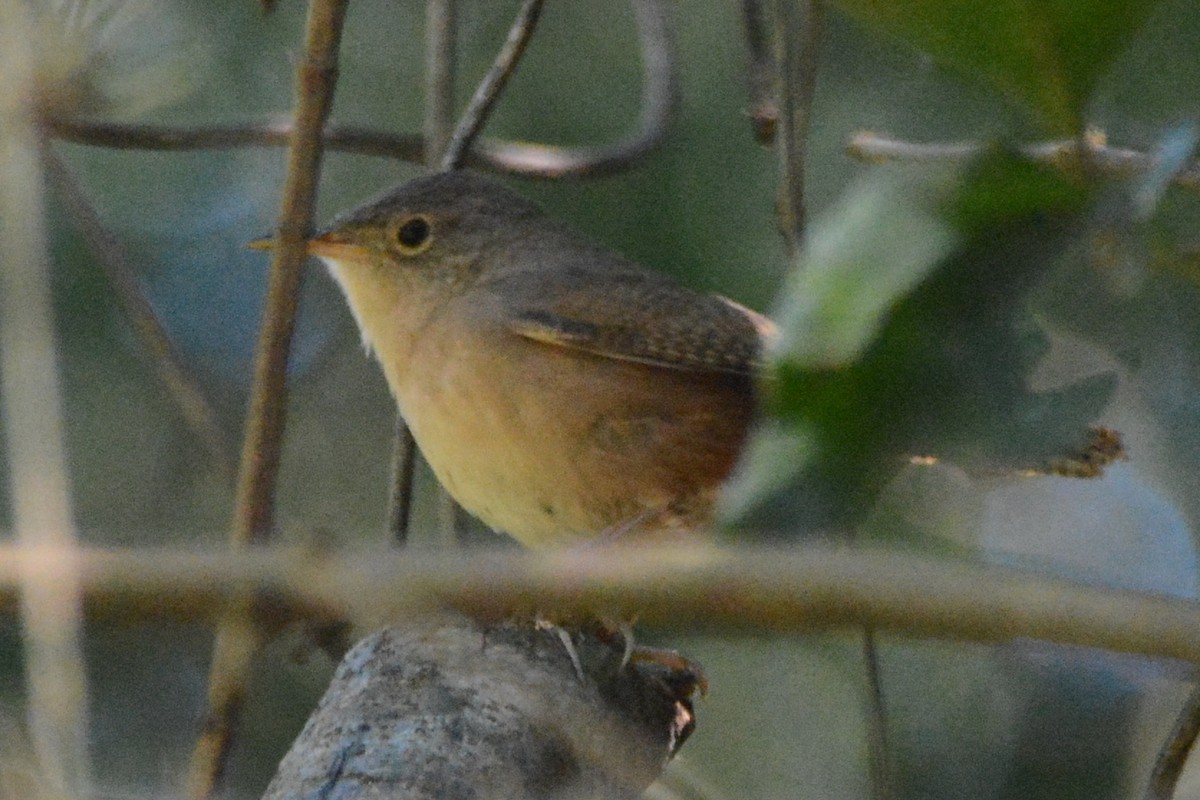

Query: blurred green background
left=4, top=0, right=1200, bottom=798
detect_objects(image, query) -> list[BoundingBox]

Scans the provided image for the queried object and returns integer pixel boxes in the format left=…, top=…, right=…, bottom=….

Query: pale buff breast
left=388, top=292, right=755, bottom=548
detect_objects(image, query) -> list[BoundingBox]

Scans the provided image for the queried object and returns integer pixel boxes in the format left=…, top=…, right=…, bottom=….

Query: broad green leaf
left=946, top=149, right=1095, bottom=232
left=828, top=0, right=1159, bottom=134
left=723, top=151, right=1110, bottom=528
left=719, top=420, right=815, bottom=525
left=723, top=167, right=958, bottom=526
left=770, top=170, right=958, bottom=367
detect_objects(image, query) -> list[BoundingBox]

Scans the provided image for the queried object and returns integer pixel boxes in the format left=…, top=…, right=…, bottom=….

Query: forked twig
left=427, top=0, right=555, bottom=539
left=40, top=149, right=234, bottom=481
left=185, top=1, right=349, bottom=797
left=384, top=0, right=460, bottom=547
left=424, top=0, right=457, bottom=165
left=405, top=0, right=463, bottom=545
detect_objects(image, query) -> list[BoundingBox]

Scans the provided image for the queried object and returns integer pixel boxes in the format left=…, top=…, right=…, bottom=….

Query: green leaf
left=946, top=148, right=1093, bottom=232
left=828, top=0, right=1159, bottom=134
left=723, top=152, right=1111, bottom=528
left=770, top=169, right=959, bottom=367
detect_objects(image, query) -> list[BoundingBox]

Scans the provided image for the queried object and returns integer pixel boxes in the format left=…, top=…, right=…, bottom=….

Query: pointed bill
left=246, top=230, right=372, bottom=263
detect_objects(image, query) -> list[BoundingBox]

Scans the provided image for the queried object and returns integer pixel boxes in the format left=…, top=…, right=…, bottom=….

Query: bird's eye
left=394, top=215, right=433, bottom=255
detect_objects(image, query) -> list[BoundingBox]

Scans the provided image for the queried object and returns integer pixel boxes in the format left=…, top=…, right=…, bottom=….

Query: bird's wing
left=500, top=269, right=775, bottom=376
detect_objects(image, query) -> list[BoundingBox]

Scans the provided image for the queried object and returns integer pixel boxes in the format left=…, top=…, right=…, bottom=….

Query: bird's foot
left=596, top=621, right=708, bottom=697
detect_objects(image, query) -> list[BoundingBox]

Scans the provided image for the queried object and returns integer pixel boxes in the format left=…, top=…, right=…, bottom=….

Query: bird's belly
left=395, top=332, right=753, bottom=548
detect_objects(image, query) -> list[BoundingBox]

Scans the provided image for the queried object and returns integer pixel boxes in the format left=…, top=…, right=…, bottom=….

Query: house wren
left=261, top=172, right=771, bottom=548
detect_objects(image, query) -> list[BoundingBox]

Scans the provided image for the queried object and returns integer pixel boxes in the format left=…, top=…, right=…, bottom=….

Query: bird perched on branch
left=257, top=171, right=772, bottom=547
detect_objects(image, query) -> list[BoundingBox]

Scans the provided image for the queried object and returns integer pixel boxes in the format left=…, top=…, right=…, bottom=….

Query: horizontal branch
left=45, top=116, right=423, bottom=157
left=847, top=131, right=1200, bottom=192
left=3, top=543, right=1200, bottom=663
left=42, top=0, right=676, bottom=180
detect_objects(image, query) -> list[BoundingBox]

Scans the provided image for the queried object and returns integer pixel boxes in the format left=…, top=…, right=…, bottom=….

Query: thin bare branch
left=406, top=0, right=462, bottom=546
left=386, top=420, right=418, bottom=546
left=475, top=0, right=679, bottom=178
left=741, top=0, right=778, bottom=144
left=772, top=0, right=824, bottom=254
left=229, top=3, right=347, bottom=547
left=422, top=0, right=550, bottom=541
left=846, top=132, right=1013, bottom=164
left=437, top=490, right=471, bottom=547
left=440, top=0, right=546, bottom=171
left=0, top=5, right=91, bottom=796
left=1145, top=684, right=1200, bottom=800
left=769, top=6, right=887, bottom=790
left=43, top=0, right=681, bottom=182
left=847, top=131, right=1200, bottom=191
left=3, top=544, right=1200, bottom=667
left=186, top=1, right=349, bottom=797
left=44, top=117, right=409, bottom=154
left=40, top=148, right=234, bottom=481
left=861, top=631, right=894, bottom=800
left=424, top=0, right=457, bottom=164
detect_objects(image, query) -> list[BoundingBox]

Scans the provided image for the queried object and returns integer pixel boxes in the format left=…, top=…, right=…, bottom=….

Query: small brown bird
left=289, top=171, right=771, bottom=547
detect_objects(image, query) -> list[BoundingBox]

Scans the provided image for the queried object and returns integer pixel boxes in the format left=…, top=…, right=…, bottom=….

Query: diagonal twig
left=40, top=148, right=234, bottom=481
left=386, top=418, right=419, bottom=546
left=1145, top=684, right=1200, bottom=800
left=440, top=0, right=546, bottom=171
left=473, top=0, right=678, bottom=178
left=185, top=1, right=349, bottom=797
left=860, top=632, right=895, bottom=800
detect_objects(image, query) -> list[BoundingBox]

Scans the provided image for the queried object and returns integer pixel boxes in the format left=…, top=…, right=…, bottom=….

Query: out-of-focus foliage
left=3, top=1, right=1200, bottom=799
left=827, top=0, right=1160, bottom=133
left=725, top=152, right=1115, bottom=527
left=23, top=0, right=204, bottom=121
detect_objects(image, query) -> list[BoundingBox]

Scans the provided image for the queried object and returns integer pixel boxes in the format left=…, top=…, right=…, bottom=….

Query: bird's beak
left=247, top=230, right=372, bottom=263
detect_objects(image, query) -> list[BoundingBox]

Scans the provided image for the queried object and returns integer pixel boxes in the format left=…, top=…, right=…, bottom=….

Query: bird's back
left=395, top=249, right=762, bottom=546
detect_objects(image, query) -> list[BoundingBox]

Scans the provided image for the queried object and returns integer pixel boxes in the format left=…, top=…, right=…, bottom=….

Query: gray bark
left=261, top=615, right=698, bottom=800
